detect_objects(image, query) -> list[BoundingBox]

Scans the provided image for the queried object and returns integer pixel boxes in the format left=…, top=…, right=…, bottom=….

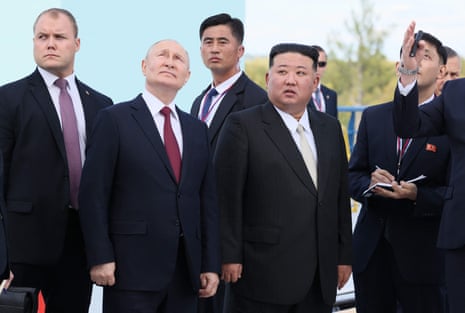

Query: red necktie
left=160, top=107, right=181, bottom=182
left=54, top=78, right=82, bottom=208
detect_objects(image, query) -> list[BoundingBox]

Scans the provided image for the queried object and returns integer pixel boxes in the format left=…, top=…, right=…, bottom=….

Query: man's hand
left=199, top=272, right=219, bottom=298
left=370, top=167, right=395, bottom=187
left=0, top=271, right=14, bottom=290
left=399, top=21, right=423, bottom=86
left=376, top=181, right=418, bottom=201
left=90, top=262, right=116, bottom=287
left=337, top=265, right=352, bottom=290
left=221, top=263, right=242, bottom=283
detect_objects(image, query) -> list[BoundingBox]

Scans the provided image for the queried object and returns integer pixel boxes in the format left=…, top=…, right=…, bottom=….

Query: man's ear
left=438, top=64, right=447, bottom=79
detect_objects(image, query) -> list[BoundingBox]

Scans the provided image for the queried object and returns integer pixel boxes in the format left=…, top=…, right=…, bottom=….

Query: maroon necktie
left=54, top=78, right=82, bottom=208
left=160, top=107, right=181, bottom=182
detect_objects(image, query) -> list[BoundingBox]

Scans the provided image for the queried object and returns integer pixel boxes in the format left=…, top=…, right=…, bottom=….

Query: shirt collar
left=211, top=70, right=242, bottom=94
left=142, top=88, right=179, bottom=120
left=273, top=105, right=311, bottom=132
left=38, top=66, right=76, bottom=89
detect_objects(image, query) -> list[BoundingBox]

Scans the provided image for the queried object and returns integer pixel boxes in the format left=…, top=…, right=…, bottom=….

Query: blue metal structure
left=339, top=105, right=366, bottom=152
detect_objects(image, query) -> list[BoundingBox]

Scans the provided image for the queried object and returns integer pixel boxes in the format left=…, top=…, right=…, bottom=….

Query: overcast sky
left=244, top=0, right=465, bottom=61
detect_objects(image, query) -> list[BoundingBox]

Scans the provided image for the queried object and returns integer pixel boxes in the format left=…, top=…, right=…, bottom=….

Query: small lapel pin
left=426, top=143, right=437, bottom=152
left=85, top=90, right=90, bottom=95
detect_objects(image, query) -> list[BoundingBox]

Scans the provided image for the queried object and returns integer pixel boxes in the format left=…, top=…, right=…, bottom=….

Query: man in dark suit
left=349, top=32, right=449, bottom=313
left=78, top=39, right=220, bottom=313
left=0, top=8, right=112, bottom=312
left=214, top=43, right=352, bottom=313
left=0, top=154, right=13, bottom=289
left=307, top=45, right=338, bottom=118
left=191, top=13, right=267, bottom=151
left=191, top=13, right=267, bottom=313
left=393, top=21, right=465, bottom=313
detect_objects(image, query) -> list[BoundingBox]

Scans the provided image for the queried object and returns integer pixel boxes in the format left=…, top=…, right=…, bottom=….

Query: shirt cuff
left=397, top=79, right=416, bottom=96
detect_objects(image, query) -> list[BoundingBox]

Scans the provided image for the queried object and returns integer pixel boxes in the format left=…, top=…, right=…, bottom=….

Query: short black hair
left=199, top=13, right=244, bottom=43
left=269, top=43, right=319, bottom=71
left=421, top=32, right=447, bottom=65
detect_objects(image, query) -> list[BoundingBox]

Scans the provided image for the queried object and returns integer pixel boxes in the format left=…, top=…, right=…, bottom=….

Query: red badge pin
left=426, top=143, right=437, bottom=152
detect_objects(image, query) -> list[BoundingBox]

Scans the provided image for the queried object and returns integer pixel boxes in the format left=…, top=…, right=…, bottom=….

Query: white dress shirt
left=273, top=106, right=318, bottom=161
left=142, top=89, right=183, bottom=156
left=200, top=70, right=243, bottom=126
left=38, top=67, right=87, bottom=165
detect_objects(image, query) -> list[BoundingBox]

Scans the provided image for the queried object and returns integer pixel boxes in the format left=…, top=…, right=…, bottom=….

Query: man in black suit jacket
left=191, top=13, right=267, bottom=313
left=215, top=43, right=352, bottom=313
left=0, top=154, right=12, bottom=289
left=79, top=39, right=220, bottom=313
left=191, top=13, right=267, bottom=151
left=350, top=33, right=449, bottom=313
left=0, top=8, right=112, bottom=312
left=307, top=45, right=338, bottom=118
left=393, top=21, right=465, bottom=313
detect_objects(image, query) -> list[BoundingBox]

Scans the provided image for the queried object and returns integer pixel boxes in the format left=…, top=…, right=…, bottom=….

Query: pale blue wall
left=0, top=1, right=245, bottom=110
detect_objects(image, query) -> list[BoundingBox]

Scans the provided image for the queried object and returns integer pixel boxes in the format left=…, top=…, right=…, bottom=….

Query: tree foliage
left=325, top=0, right=397, bottom=107
left=244, top=0, right=399, bottom=108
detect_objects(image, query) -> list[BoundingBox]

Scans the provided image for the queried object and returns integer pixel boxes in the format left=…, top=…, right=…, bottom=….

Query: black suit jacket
left=214, top=102, right=352, bottom=306
left=308, top=84, right=338, bottom=118
left=0, top=69, right=112, bottom=264
left=78, top=95, right=220, bottom=291
left=393, top=80, right=465, bottom=250
left=350, top=102, right=449, bottom=284
left=191, top=72, right=267, bottom=151
left=0, top=154, right=8, bottom=280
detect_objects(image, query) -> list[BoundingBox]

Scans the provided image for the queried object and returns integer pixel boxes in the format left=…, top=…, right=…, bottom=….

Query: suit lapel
left=262, top=103, right=316, bottom=195
left=130, top=96, right=178, bottom=183
left=397, top=137, right=427, bottom=179
left=308, top=110, right=331, bottom=196
left=28, top=70, right=67, bottom=162
left=208, top=74, right=248, bottom=144
left=177, top=109, right=197, bottom=186
left=191, top=87, right=208, bottom=117
left=75, top=78, right=101, bottom=139
left=381, top=109, right=402, bottom=175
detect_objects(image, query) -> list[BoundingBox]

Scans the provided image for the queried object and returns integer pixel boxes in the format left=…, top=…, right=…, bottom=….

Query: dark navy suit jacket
left=0, top=154, right=8, bottom=280
left=308, top=84, right=338, bottom=119
left=350, top=102, right=450, bottom=283
left=79, top=95, right=220, bottom=291
left=393, top=79, right=465, bottom=250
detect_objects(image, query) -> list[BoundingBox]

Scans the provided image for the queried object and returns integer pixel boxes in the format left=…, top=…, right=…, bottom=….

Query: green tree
left=245, top=56, right=268, bottom=89
left=325, top=0, right=396, bottom=107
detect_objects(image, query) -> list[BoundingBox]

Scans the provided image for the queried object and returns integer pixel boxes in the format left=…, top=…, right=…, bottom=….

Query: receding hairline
left=145, top=39, right=190, bottom=67
left=33, top=8, right=79, bottom=38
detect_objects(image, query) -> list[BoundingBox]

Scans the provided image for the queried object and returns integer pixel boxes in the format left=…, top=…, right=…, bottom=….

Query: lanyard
left=200, top=86, right=233, bottom=122
left=396, top=137, right=411, bottom=175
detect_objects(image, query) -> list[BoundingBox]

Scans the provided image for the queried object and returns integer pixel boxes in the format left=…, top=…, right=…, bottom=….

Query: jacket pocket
left=110, top=221, right=147, bottom=235
left=7, top=201, right=32, bottom=213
